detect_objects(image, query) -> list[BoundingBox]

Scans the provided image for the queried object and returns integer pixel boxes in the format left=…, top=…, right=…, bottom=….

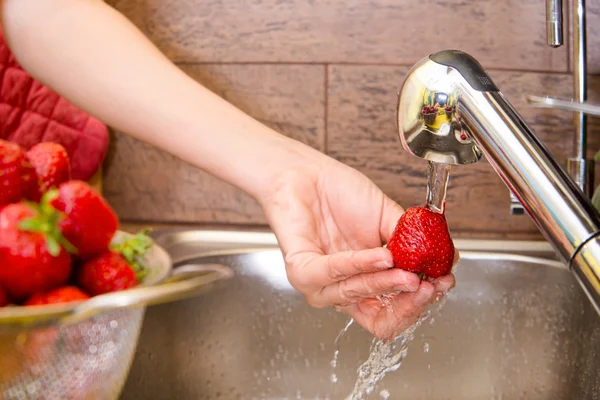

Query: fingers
left=289, top=246, right=458, bottom=308
left=432, top=273, right=455, bottom=294
left=346, top=290, right=426, bottom=340
left=313, top=268, right=420, bottom=307
left=452, top=249, right=460, bottom=267
left=286, top=243, right=458, bottom=311
left=411, top=280, right=436, bottom=306
left=342, top=278, right=454, bottom=340
left=290, top=247, right=394, bottom=289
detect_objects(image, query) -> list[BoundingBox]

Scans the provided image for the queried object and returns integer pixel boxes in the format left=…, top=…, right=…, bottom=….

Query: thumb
left=380, top=196, right=404, bottom=243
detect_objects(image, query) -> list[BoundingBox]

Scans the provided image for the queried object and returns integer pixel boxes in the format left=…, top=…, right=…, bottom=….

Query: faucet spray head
left=396, top=50, right=499, bottom=166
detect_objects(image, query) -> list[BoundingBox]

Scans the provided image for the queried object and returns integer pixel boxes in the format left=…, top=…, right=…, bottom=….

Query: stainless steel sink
left=119, top=230, right=600, bottom=400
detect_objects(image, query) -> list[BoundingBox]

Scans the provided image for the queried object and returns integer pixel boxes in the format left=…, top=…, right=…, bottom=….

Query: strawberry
left=27, top=142, right=71, bottom=200
left=386, top=206, right=455, bottom=279
left=25, top=286, right=90, bottom=306
left=0, top=228, right=73, bottom=301
left=0, top=202, right=35, bottom=230
left=77, top=230, right=153, bottom=295
left=77, top=252, right=137, bottom=295
left=0, top=139, right=37, bottom=207
left=0, top=194, right=75, bottom=300
left=50, top=180, right=118, bottom=259
left=0, top=284, right=8, bottom=307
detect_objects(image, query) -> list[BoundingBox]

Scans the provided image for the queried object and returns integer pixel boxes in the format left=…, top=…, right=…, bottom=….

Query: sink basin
left=119, top=230, right=600, bottom=400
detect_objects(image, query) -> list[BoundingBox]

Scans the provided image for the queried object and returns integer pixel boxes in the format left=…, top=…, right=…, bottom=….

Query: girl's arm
left=0, top=0, right=322, bottom=201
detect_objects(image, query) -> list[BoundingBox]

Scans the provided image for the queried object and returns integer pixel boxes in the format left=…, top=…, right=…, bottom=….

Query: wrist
left=175, top=107, right=326, bottom=204
left=248, top=133, right=325, bottom=202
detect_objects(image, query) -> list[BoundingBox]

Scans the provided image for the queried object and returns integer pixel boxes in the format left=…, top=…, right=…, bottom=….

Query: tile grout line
left=566, top=0, right=572, bottom=74
left=323, top=63, right=329, bottom=154
left=174, top=61, right=585, bottom=76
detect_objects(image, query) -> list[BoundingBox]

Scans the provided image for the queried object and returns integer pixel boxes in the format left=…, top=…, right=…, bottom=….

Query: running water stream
left=425, top=161, right=451, bottom=213
left=344, top=297, right=449, bottom=400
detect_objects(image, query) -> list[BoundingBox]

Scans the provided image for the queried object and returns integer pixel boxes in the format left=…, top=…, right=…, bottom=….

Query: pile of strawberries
left=421, top=105, right=439, bottom=115
left=0, top=139, right=151, bottom=308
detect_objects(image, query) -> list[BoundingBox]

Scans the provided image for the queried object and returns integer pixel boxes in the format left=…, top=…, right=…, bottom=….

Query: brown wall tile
left=102, top=64, right=325, bottom=223
left=102, top=0, right=600, bottom=239
left=326, top=65, right=600, bottom=238
left=107, top=0, right=567, bottom=72
left=591, top=1, right=600, bottom=75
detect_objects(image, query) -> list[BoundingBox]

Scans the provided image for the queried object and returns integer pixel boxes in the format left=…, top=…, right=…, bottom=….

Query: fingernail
left=373, top=259, right=393, bottom=269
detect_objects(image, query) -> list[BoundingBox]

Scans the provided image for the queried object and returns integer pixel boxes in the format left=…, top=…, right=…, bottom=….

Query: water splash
left=331, top=318, right=354, bottom=383
left=345, top=296, right=449, bottom=400
left=423, top=342, right=430, bottom=353
left=375, top=293, right=396, bottom=312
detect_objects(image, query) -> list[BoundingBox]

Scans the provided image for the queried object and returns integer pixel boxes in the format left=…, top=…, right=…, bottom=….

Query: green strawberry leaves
left=18, top=189, right=78, bottom=257
left=111, top=229, right=153, bottom=281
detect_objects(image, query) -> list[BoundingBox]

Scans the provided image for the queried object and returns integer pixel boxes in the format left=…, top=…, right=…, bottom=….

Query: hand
left=3, top=0, right=456, bottom=339
left=260, top=151, right=457, bottom=340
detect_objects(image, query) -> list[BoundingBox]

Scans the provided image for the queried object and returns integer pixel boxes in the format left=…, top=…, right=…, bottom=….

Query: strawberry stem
left=111, top=229, right=153, bottom=281
left=17, top=189, right=78, bottom=257
left=45, top=236, right=61, bottom=257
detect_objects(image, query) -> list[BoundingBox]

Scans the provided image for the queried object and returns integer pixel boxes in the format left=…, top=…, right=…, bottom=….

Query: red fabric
left=0, top=31, right=108, bottom=181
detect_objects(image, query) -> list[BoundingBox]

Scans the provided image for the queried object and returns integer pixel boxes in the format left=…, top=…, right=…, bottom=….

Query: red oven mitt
left=0, top=31, right=109, bottom=181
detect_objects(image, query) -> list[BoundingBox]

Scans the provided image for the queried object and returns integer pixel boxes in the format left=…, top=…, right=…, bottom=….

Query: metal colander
left=0, top=231, right=233, bottom=400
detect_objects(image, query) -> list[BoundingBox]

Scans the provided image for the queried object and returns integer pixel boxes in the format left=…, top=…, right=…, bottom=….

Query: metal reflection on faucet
left=396, top=49, right=600, bottom=315
left=398, top=59, right=483, bottom=166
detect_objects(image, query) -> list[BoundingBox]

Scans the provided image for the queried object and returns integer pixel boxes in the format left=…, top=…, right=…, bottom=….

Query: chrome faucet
left=507, top=0, right=593, bottom=215
left=396, top=49, right=600, bottom=314
left=531, top=0, right=594, bottom=198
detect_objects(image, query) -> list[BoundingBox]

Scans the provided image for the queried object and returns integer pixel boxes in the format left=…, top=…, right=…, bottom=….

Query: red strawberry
left=77, top=230, right=153, bottom=295
left=0, top=284, right=8, bottom=307
left=27, top=142, right=71, bottom=200
left=50, top=180, right=118, bottom=259
left=0, top=230, right=72, bottom=301
left=0, top=139, right=37, bottom=207
left=77, top=251, right=137, bottom=295
left=386, top=206, right=455, bottom=279
left=0, top=202, right=35, bottom=230
left=0, top=195, right=75, bottom=300
left=25, top=286, right=90, bottom=306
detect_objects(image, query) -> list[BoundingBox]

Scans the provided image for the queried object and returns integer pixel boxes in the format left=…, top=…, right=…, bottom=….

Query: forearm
left=0, top=0, right=319, bottom=200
